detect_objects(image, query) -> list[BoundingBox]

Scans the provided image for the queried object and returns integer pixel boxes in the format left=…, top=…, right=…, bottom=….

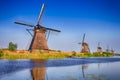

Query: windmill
left=111, top=48, right=114, bottom=55
left=97, top=42, right=102, bottom=54
left=78, top=33, right=90, bottom=53
left=106, top=45, right=110, bottom=52
left=14, top=3, right=61, bottom=52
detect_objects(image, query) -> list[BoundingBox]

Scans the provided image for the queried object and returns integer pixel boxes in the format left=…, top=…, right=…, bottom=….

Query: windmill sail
left=15, top=21, right=35, bottom=27
left=26, top=29, right=33, bottom=37
left=82, top=33, right=85, bottom=43
left=37, top=3, right=45, bottom=24
left=40, top=25, right=61, bottom=32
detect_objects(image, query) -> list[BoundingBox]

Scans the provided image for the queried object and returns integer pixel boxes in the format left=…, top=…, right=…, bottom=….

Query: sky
left=0, top=0, right=120, bottom=53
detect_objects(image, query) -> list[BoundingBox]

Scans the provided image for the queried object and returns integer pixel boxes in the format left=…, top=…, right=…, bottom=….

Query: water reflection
left=31, top=59, right=47, bottom=80
left=82, top=64, right=88, bottom=78
left=0, top=58, right=120, bottom=80
left=81, top=64, right=111, bottom=80
left=0, top=60, right=33, bottom=76
left=86, top=73, right=110, bottom=80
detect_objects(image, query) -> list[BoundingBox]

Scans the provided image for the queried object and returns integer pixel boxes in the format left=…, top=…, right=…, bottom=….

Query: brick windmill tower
left=97, top=42, right=102, bottom=54
left=79, top=33, right=90, bottom=53
left=15, top=4, right=61, bottom=52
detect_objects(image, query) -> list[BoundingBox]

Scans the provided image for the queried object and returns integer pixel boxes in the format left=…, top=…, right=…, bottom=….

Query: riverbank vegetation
left=0, top=49, right=118, bottom=60
left=115, top=53, right=120, bottom=56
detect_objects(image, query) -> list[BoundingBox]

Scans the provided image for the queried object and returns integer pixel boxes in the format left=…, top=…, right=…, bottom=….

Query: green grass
left=0, top=52, right=67, bottom=60
left=0, top=49, right=116, bottom=60
left=74, top=52, right=114, bottom=58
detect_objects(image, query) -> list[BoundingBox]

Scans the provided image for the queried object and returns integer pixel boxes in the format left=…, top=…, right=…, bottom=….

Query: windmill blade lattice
left=15, top=21, right=35, bottom=27
left=26, top=29, right=33, bottom=37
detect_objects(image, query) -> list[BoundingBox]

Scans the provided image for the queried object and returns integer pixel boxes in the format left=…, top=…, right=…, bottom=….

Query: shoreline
left=0, top=49, right=116, bottom=60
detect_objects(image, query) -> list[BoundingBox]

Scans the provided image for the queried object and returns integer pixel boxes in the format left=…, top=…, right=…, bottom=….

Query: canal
left=0, top=57, right=120, bottom=80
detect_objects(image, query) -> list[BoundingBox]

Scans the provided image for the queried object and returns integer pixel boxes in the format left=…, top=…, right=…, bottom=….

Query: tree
left=8, top=42, right=17, bottom=51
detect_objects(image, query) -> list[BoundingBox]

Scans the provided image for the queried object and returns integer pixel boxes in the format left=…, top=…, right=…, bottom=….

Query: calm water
left=0, top=57, right=120, bottom=80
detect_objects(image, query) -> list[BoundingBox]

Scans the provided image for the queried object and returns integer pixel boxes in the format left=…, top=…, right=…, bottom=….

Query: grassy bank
left=0, top=50, right=68, bottom=59
left=0, top=49, right=116, bottom=60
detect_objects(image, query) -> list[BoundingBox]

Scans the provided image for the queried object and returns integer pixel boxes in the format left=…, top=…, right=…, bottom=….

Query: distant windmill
left=15, top=3, right=61, bottom=52
left=97, top=42, right=102, bottom=54
left=111, top=48, right=115, bottom=55
left=78, top=33, right=90, bottom=53
left=106, top=45, right=110, bottom=52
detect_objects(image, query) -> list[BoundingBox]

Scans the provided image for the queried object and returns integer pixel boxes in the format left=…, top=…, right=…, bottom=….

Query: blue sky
left=0, top=0, right=120, bottom=53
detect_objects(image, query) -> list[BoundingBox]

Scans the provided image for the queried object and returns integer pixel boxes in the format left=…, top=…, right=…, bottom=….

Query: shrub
left=115, top=53, right=120, bottom=56
left=57, top=50, right=61, bottom=52
left=84, top=52, right=91, bottom=57
left=0, top=51, right=4, bottom=57
left=102, top=52, right=112, bottom=57
left=76, top=54, right=83, bottom=57
left=8, top=42, right=17, bottom=51
left=92, top=52, right=99, bottom=57
left=72, top=51, right=76, bottom=56
left=39, top=49, right=43, bottom=54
